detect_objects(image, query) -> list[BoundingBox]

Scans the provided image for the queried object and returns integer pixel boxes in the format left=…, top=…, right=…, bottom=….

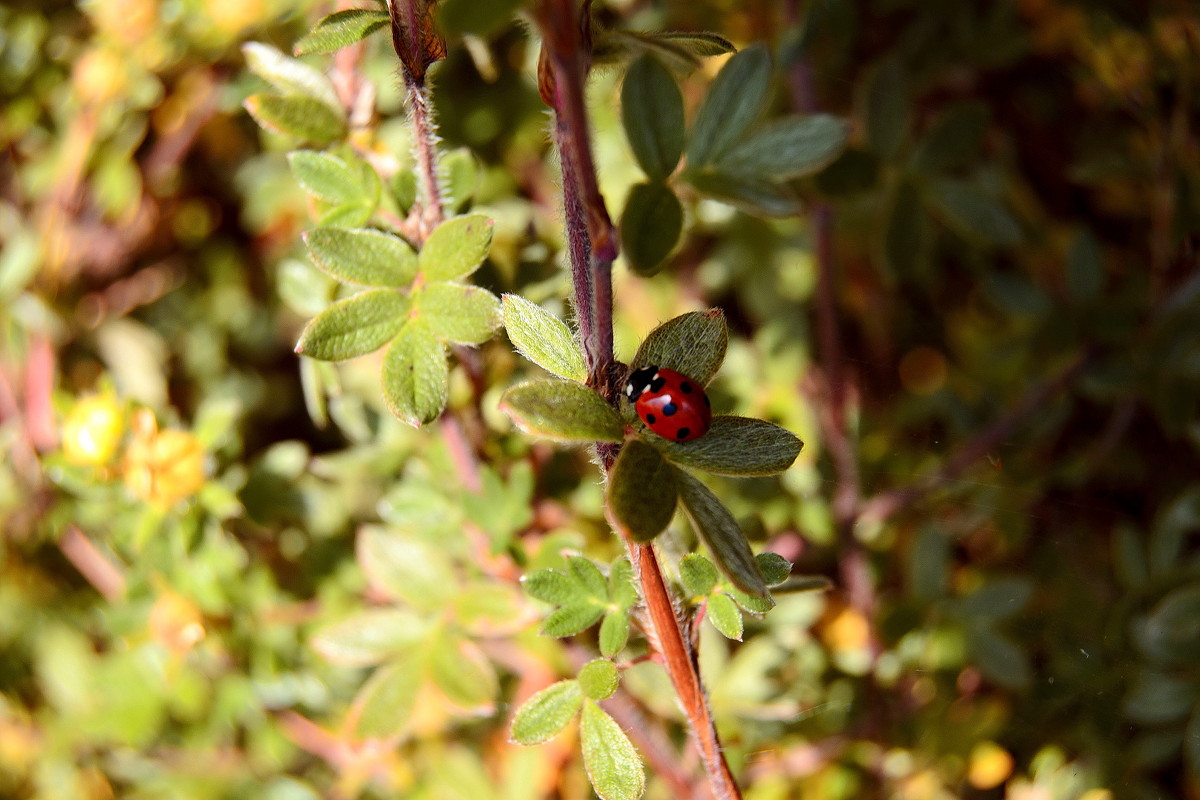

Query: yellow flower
left=123, top=411, right=206, bottom=506
left=61, top=394, right=126, bottom=466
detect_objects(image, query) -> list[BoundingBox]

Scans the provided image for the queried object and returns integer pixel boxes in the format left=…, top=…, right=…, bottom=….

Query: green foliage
left=686, top=45, right=773, bottom=168
left=629, top=309, right=728, bottom=386
left=304, top=227, right=417, bottom=287
left=293, top=8, right=390, bottom=55
left=510, top=680, right=583, bottom=744
left=620, top=181, right=684, bottom=276
left=577, top=659, right=620, bottom=700
left=244, top=94, right=347, bottom=144
left=621, top=56, right=685, bottom=181
left=500, top=380, right=625, bottom=442
left=501, top=294, right=587, bottom=381
left=580, top=700, right=645, bottom=800
left=649, top=415, right=803, bottom=477
left=608, top=439, right=677, bottom=542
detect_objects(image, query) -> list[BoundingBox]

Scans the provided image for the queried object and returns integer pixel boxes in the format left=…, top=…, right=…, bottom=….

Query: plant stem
left=535, top=1, right=741, bottom=797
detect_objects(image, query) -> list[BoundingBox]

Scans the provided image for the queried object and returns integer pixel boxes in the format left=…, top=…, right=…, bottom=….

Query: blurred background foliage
left=1, top=1, right=1198, bottom=799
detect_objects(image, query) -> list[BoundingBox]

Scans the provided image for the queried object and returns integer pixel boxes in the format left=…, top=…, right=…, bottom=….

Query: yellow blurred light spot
left=72, top=47, right=127, bottom=105
left=62, top=394, right=126, bottom=466
left=123, top=411, right=206, bottom=506
left=84, top=0, right=157, bottom=43
left=149, top=589, right=206, bottom=654
left=205, top=0, right=267, bottom=35
left=967, top=741, right=1013, bottom=790
left=822, top=606, right=869, bottom=653
left=1079, top=790, right=1113, bottom=800
left=899, top=346, right=947, bottom=395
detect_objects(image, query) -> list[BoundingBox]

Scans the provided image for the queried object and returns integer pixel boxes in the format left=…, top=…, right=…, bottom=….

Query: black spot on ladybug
left=649, top=376, right=667, bottom=393
left=680, top=382, right=692, bottom=393
left=703, top=395, right=710, bottom=407
left=676, top=427, right=690, bottom=440
left=662, top=402, right=677, bottom=417
left=646, top=413, right=656, bottom=424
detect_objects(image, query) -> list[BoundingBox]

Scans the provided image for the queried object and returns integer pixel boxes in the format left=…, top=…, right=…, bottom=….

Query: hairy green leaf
left=501, top=294, right=586, bottom=382
left=707, top=592, right=744, bottom=640
left=646, top=31, right=735, bottom=58
left=242, top=42, right=340, bottom=111
left=420, top=214, right=493, bottom=281
left=580, top=700, right=645, bottom=800
left=294, top=8, right=390, bottom=55
left=318, top=201, right=374, bottom=228
left=680, top=553, right=719, bottom=597
left=630, top=310, right=727, bottom=386
left=687, top=44, right=772, bottom=167
left=609, top=557, right=637, bottom=608
left=608, top=439, right=677, bottom=543
left=686, top=170, right=802, bottom=217
left=295, top=289, right=407, bottom=361
left=442, top=148, right=479, bottom=213
left=577, top=659, right=619, bottom=701
left=651, top=415, right=802, bottom=476
left=674, top=468, right=768, bottom=597
left=569, top=556, right=609, bottom=600
left=416, top=283, right=499, bottom=345
left=755, top=552, right=793, bottom=585
left=351, top=656, right=422, bottom=739
left=311, top=609, right=426, bottom=667
left=500, top=381, right=625, bottom=443
left=288, top=151, right=367, bottom=205
left=510, top=680, right=582, bottom=745
left=429, top=631, right=497, bottom=710
left=542, top=604, right=606, bottom=638
left=621, top=56, right=685, bottom=180
left=305, top=227, right=417, bottom=287
left=522, top=568, right=581, bottom=606
left=244, top=94, right=346, bottom=145
left=620, top=182, right=683, bottom=276
left=381, top=321, right=448, bottom=427
left=715, top=114, right=849, bottom=180
left=598, top=611, right=631, bottom=657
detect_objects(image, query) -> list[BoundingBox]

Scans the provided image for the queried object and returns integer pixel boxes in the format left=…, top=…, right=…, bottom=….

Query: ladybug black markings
left=624, top=365, right=713, bottom=442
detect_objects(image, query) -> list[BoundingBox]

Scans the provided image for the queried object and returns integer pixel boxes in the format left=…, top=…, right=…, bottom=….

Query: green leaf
left=304, top=227, right=417, bottom=287
left=686, top=170, right=802, bottom=217
left=1123, top=669, right=1198, bottom=724
left=501, top=294, right=586, bottom=382
left=1066, top=229, right=1104, bottom=302
left=755, top=552, right=792, bottom=585
left=438, top=0, right=525, bottom=36
left=243, top=94, right=346, bottom=145
left=687, top=45, right=772, bottom=167
left=522, top=568, right=582, bottom=606
left=680, top=553, right=719, bottom=597
left=311, top=609, right=426, bottom=667
left=650, top=415, right=802, bottom=476
left=288, top=151, right=368, bottom=205
left=318, top=201, right=374, bottom=228
left=608, top=440, right=677, bottom=543
left=596, top=30, right=735, bottom=72
left=621, top=56, right=685, bottom=180
left=510, top=680, right=582, bottom=745
left=429, top=631, right=498, bottom=710
left=630, top=310, right=727, bottom=386
left=294, top=289, right=407, bottom=361
left=580, top=700, right=645, bottom=800
left=351, top=656, right=422, bottom=739
left=620, top=182, right=683, bottom=276
left=909, top=525, right=950, bottom=601
left=930, top=179, right=1022, bottom=246
left=645, top=31, right=735, bottom=58
left=674, top=468, right=768, bottom=597
left=358, top=525, right=455, bottom=609
left=884, top=176, right=924, bottom=276
left=955, top=578, right=1034, bottom=620
left=391, top=170, right=418, bottom=214
left=773, top=575, right=833, bottom=594
left=420, top=214, right=494, bottom=282
left=381, top=321, right=448, bottom=427
left=966, top=626, right=1032, bottom=690
left=598, top=611, right=631, bottom=657
left=577, top=659, right=619, bottom=701
left=609, top=557, right=637, bottom=608
left=865, top=60, right=908, bottom=160
left=416, top=283, right=499, bottom=345
left=500, top=381, right=625, bottom=443
left=707, top=592, right=744, bottom=640
left=912, top=101, right=990, bottom=174
left=1133, top=582, right=1200, bottom=666
left=442, top=148, right=479, bottom=213
left=569, top=556, right=609, bottom=600
left=294, top=8, right=390, bottom=55
left=542, top=604, right=606, bottom=637
left=730, top=586, right=774, bottom=614
left=242, top=42, right=340, bottom=111
left=714, top=114, right=849, bottom=180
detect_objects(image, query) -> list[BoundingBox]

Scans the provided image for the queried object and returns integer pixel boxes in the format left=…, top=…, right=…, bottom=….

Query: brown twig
left=59, top=526, right=127, bottom=601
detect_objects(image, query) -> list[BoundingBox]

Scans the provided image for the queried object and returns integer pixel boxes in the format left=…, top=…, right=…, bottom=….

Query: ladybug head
left=624, top=365, right=658, bottom=400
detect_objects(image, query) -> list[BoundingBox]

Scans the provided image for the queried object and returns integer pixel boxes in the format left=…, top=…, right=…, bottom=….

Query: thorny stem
left=536, top=1, right=740, bottom=798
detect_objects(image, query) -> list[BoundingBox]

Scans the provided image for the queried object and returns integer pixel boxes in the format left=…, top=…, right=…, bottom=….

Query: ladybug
left=624, top=365, right=712, bottom=442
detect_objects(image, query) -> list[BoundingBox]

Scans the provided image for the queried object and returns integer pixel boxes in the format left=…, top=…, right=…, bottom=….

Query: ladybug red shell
left=624, top=366, right=712, bottom=441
